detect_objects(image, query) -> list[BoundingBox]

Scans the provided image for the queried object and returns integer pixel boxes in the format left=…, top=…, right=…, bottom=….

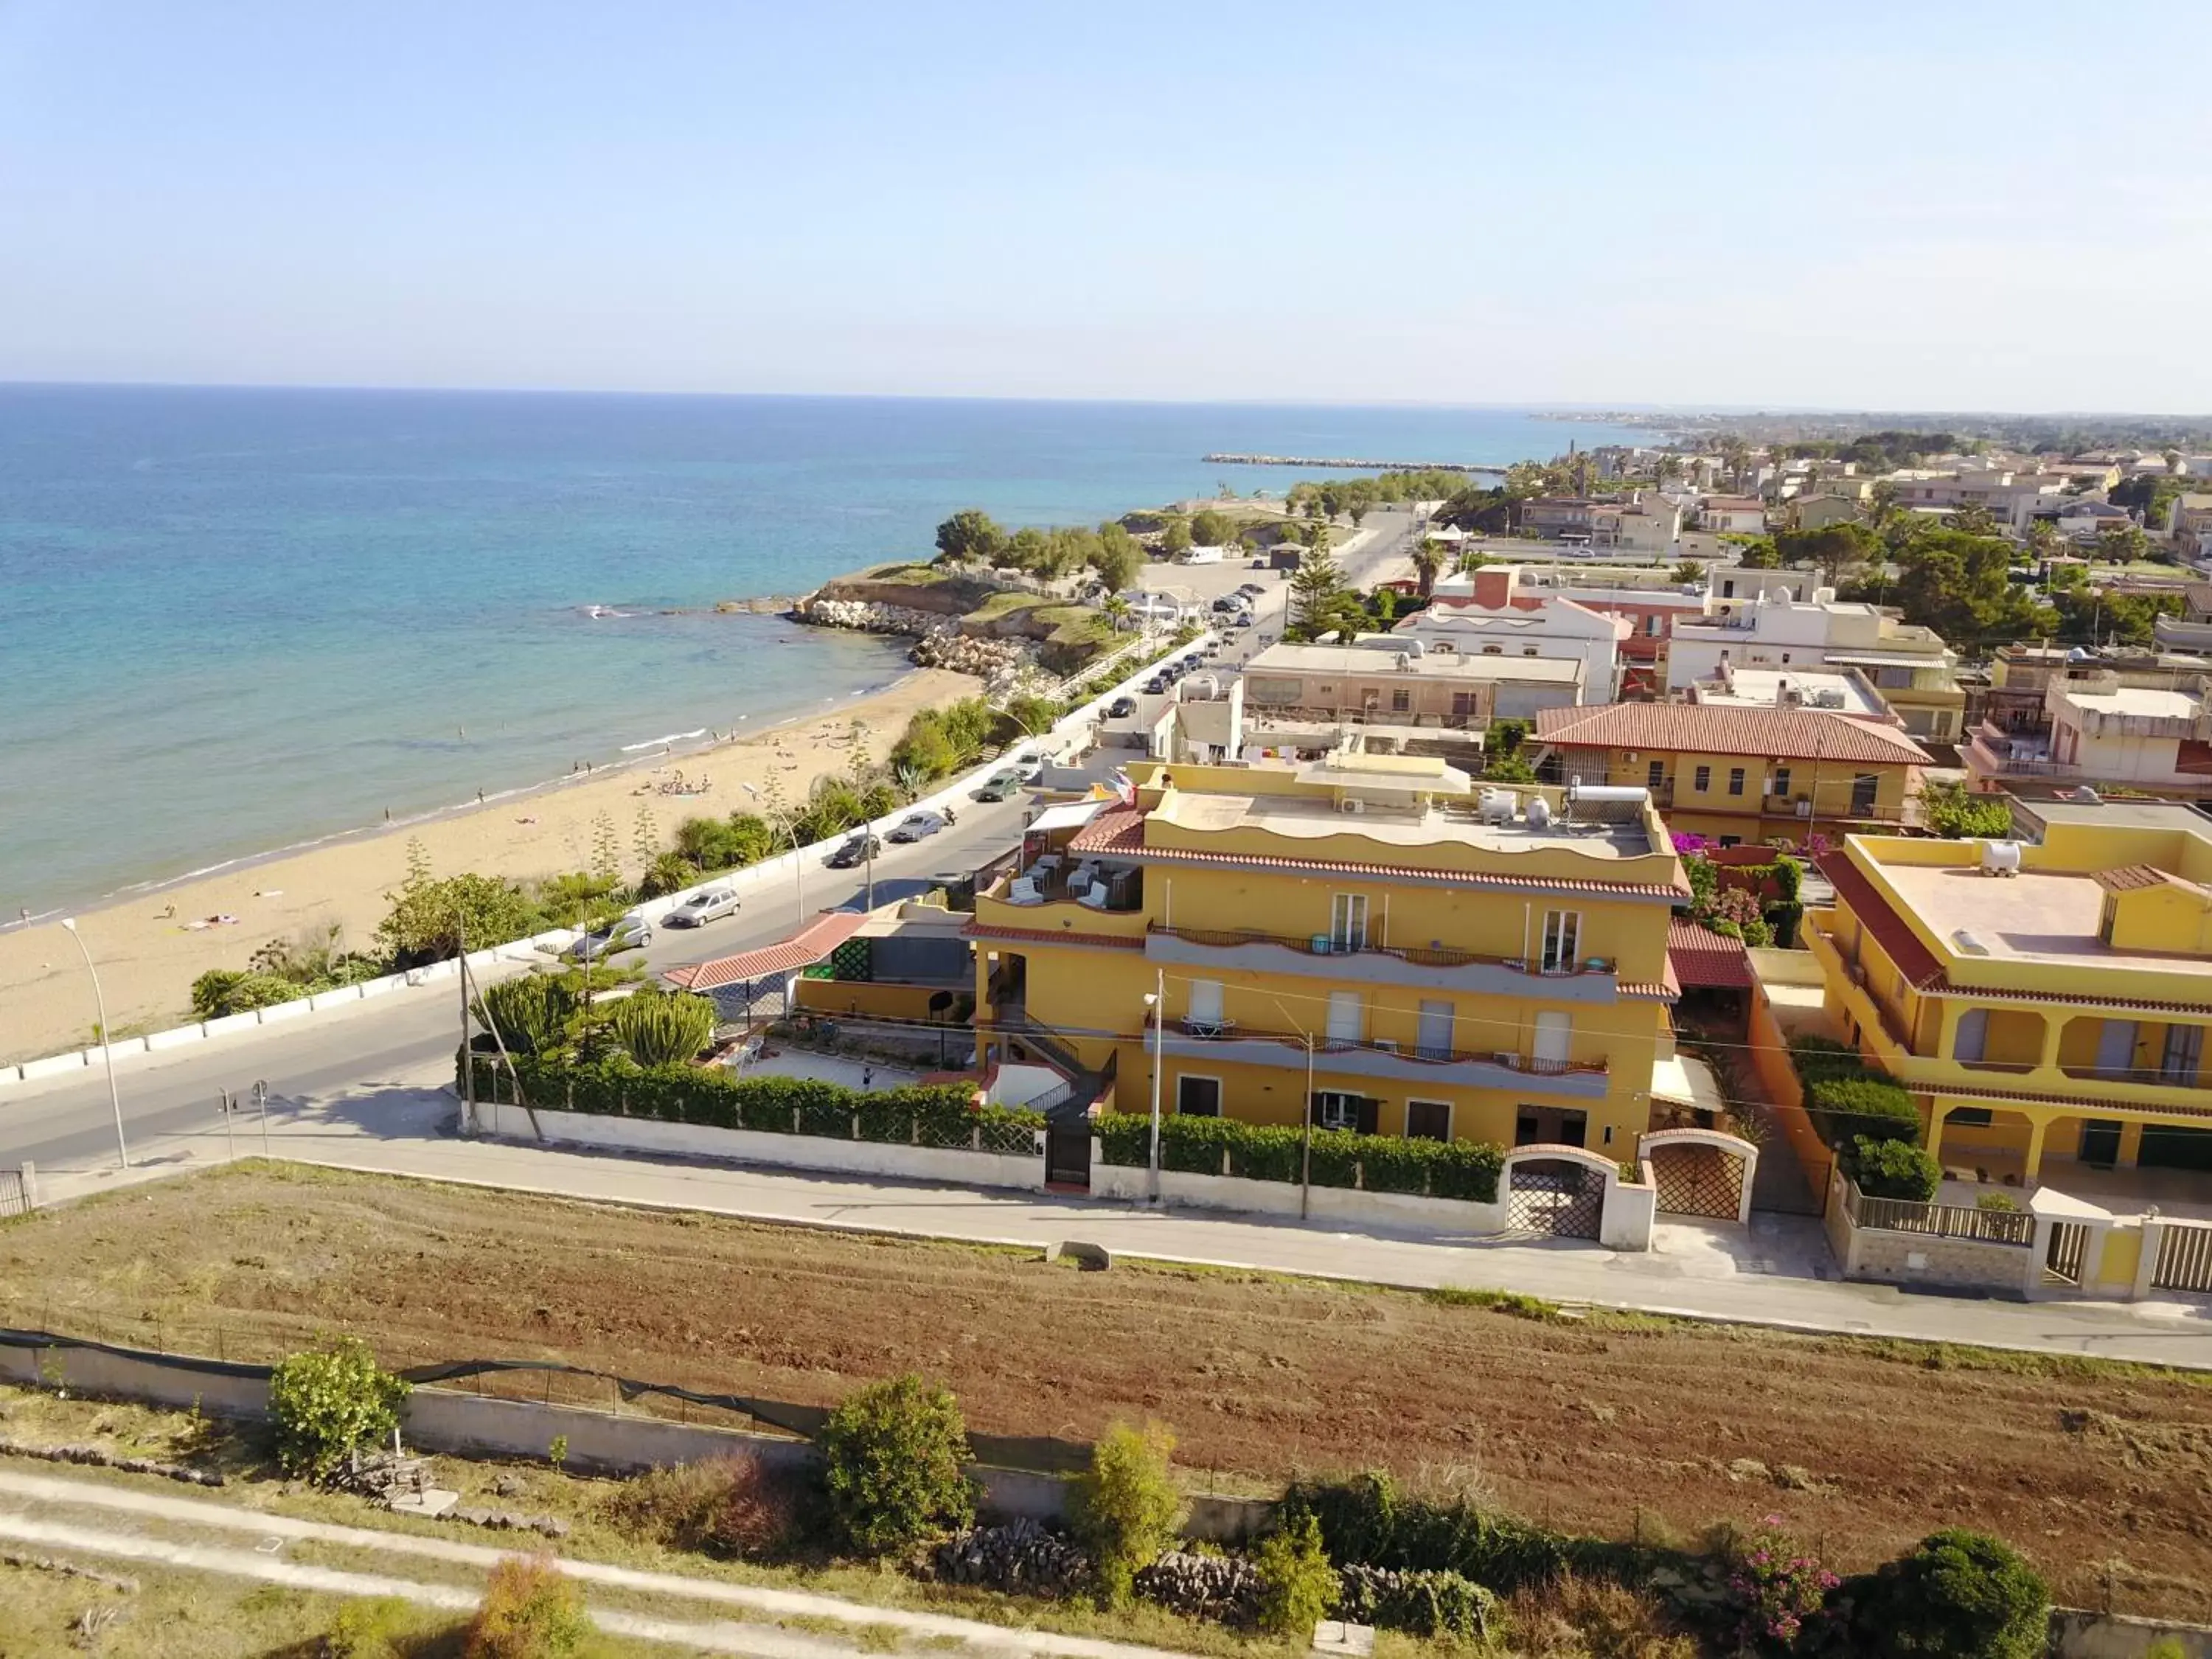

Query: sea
left=0, top=385, right=1649, bottom=918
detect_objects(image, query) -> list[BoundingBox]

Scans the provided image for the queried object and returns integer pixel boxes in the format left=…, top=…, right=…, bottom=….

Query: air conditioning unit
left=1340, top=799, right=1365, bottom=815
left=1495, top=1051, right=1523, bottom=1069
left=1373, top=1038, right=1399, bottom=1054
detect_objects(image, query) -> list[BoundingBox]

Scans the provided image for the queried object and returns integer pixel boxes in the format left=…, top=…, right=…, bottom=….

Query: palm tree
left=1101, top=594, right=1133, bottom=633
left=1410, top=538, right=1448, bottom=599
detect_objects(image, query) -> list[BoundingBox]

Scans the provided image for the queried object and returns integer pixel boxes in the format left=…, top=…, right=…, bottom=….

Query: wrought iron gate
left=1045, top=1121, right=1091, bottom=1189
left=2152, top=1221, right=2212, bottom=1294
left=1506, top=1158, right=1602, bottom=1238
left=1649, top=1143, right=1746, bottom=1221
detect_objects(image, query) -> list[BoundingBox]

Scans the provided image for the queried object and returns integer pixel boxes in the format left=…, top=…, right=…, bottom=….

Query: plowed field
left=6, top=1164, right=2208, bottom=1618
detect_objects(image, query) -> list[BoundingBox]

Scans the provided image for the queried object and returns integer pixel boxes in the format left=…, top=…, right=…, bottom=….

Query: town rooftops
left=1535, top=703, right=1933, bottom=765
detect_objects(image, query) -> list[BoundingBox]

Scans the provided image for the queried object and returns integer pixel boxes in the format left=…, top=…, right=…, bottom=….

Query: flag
left=1110, top=768, right=1138, bottom=807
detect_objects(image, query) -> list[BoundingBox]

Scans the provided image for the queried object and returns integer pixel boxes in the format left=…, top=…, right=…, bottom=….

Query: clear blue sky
left=2, top=1, right=2204, bottom=411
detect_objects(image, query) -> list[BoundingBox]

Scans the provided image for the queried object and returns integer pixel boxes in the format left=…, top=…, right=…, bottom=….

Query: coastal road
left=0, top=787, right=1062, bottom=1174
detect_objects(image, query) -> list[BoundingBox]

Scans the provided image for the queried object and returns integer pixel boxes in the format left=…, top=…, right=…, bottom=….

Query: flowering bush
left=1726, top=1516, right=1838, bottom=1652
left=1672, top=832, right=1713, bottom=854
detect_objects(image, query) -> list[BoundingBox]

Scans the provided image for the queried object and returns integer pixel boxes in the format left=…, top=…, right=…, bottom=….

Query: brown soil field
left=4, top=1163, right=2209, bottom=1620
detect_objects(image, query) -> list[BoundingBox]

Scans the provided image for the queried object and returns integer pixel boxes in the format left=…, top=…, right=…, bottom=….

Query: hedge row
left=1787, top=1038, right=1919, bottom=1150
left=1093, top=1113, right=1503, bottom=1203
left=462, top=1052, right=1043, bottom=1152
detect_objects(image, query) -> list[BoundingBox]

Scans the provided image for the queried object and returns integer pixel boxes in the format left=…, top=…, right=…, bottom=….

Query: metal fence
left=1843, top=1179, right=2035, bottom=1247
left=0, top=1166, right=35, bottom=1219
left=2152, top=1220, right=2212, bottom=1295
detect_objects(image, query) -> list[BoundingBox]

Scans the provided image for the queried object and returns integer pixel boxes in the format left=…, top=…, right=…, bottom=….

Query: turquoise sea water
left=0, top=386, right=1645, bottom=917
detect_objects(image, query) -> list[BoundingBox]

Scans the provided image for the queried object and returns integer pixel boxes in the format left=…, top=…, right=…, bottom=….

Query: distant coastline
left=1203, top=452, right=1509, bottom=474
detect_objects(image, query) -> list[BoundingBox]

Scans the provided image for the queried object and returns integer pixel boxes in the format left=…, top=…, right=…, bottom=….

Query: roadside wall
left=1089, top=1154, right=1508, bottom=1234
left=468, top=1100, right=1046, bottom=1192
left=2051, top=1608, right=2212, bottom=1658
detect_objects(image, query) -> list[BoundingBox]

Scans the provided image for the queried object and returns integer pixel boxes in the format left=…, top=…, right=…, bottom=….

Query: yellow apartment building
left=965, top=751, right=1686, bottom=1156
left=1804, top=801, right=2212, bottom=1183
left=1533, top=703, right=1930, bottom=845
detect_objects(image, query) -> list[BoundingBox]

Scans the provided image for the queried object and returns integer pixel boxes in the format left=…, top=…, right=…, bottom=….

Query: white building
left=1403, top=566, right=1624, bottom=700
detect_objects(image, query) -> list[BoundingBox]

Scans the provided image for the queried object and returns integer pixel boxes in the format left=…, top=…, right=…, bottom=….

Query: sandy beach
left=0, top=668, right=976, bottom=1065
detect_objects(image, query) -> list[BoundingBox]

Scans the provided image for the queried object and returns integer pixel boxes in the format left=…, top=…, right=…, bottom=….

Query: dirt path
left=0, top=1467, right=1196, bottom=1659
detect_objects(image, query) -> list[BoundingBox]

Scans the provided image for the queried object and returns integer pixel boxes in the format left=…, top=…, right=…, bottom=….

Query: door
left=1405, top=1100, right=1451, bottom=1141
left=2161, top=1023, right=2205, bottom=1085
left=1186, top=979, right=1225, bottom=1035
left=1045, top=1120, right=1091, bottom=1188
left=1532, top=1011, right=1572, bottom=1071
left=1331, top=894, right=1368, bottom=952
left=1952, top=1009, right=1988, bottom=1064
left=1850, top=773, right=1880, bottom=815
left=1416, top=1000, right=1455, bottom=1062
left=1540, top=911, right=1580, bottom=974
left=2079, top=1119, right=2123, bottom=1166
left=1326, top=990, right=1363, bottom=1048
left=2096, top=1020, right=2138, bottom=1080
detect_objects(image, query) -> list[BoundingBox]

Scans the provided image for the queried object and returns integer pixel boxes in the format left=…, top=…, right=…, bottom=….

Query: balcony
left=1964, top=723, right=2071, bottom=779
left=1144, top=924, right=1631, bottom=1002
left=972, top=863, right=1150, bottom=942
left=1144, top=1014, right=1611, bottom=1097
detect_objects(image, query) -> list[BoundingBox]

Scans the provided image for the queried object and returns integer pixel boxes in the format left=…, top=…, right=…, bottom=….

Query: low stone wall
left=1826, top=1173, right=2036, bottom=1296
left=1091, top=1152, right=1507, bottom=1235
left=2051, top=1608, right=2212, bottom=1658
left=468, top=1100, right=1047, bottom=1192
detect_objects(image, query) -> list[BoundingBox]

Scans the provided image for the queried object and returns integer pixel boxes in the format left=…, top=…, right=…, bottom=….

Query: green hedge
left=462, top=1053, right=1041, bottom=1152
left=1790, top=1038, right=1921, bottom=1150
left=1093, top=1113, right=1503, bottom=1203
left=1282, top=1472, right=1571, bottom=1593
left=1843, top=1135, right=1943, bottom=1200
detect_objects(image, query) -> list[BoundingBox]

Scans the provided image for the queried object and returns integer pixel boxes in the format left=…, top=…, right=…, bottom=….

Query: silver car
left=664, top=886, right=740, bottom=927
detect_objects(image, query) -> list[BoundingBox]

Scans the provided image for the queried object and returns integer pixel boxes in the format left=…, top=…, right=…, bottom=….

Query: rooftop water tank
left=1980, top=840, right=2023, bottom=877
left=1525, top=795, right=1554, bottom=829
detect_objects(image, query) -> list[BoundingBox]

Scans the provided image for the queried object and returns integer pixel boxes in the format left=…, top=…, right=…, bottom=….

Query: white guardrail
left=0, top=630, right=1209, bottom=1089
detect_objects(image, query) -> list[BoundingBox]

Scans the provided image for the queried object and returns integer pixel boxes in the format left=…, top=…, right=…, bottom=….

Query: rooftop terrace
left=1154, top=789, right=1663, bottom=860
left=1881, top=861, right=2212, bottom=981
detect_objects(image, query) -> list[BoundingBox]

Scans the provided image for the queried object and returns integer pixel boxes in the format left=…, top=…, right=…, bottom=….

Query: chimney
left=1473, top=566, right=1517, bottom=609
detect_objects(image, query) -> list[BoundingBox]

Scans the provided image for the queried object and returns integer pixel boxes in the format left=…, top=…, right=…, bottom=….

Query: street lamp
left=742, top=783, right=807, bottom=927
left=58, top=919, right=129, bottom=1169
left=1141, top=969, right=1165, bottom=1203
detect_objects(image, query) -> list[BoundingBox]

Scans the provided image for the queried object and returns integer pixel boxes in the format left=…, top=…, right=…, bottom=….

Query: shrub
left=1503, top=1571, right=1698, bottom=1659
left=375, top=852, right=546, bottom=970
left=1787, top=1037, right=1865, bottom=1084
left=1090, top=1113, right=1503, bottom=1201
left=465, top=1555, right=591, bottom=1659
left=1806, top=1074, right=1919, bottom=1149
left=608, top=989, right=718, bottom=1066
left=323, top=1596, right=419, bottom=1658
left=1253, top=1512, right=1339, bottom=1636
left=190, top=969, right=310, bottom=1019
left=1841, top=1528, right=2048, bottom=1659
left=1976, top=1192, right=2022, bottom=1213
left=819, top=1374, right=973, bottom=1555
left=1846, top=1135, right=1942, bottom=1201
left=1724, top=1515, right=1839, bottom=1653
left=268, top=1337, right=411, bottom=1482
left=1336, top=1565, right=1496, bottom=1639
left=1283, top=1470, right=1568, bottom=1591
left=601, top=1454, right=801, bottom=1558
left=1071, top=1422, right=1187, bottom=1609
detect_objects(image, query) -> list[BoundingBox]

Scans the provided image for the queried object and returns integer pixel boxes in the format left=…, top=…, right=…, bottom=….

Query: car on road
left=1107, top=695, right=1136, bottom=718
left=563, top=910, right=653, bottom=961
left=663, top=886, right=740, bottom=928
left=1180, top=652, right=1204, bottom=670
left=1230, top=612, right=1254, bottom=629
left=826, top=832, right=882, bottom=869
left=1238, top=582, right=1268, bottom=597
left=974, top=768, right=1026, bottom=802
left=1143, top=675, right=1168, bottom=694
left=888, top=811, right=946, bottom=844
left=1210, top=596, right=1240, bottom=613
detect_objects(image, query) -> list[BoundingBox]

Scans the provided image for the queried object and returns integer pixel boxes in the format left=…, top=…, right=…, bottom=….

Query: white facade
left=1400, top=568, right=1624, bottom=701
left=1666, top=589, right=1953, bottom=693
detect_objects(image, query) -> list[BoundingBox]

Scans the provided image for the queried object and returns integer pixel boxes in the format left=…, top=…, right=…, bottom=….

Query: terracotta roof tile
left=961, top=922, right=1146, bottom=950
left=1668, top=917, right=1754, bottom=990
left=663, top=911, right=866, bottom=992
left=2092, top=864, right=2193, bottom=894
left=1537, top=704, right=1933, bottom=766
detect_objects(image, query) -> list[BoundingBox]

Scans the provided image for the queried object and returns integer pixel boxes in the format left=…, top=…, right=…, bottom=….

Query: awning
left=1667, top=917, right=1753, bottom=990
left=663, top=911, right=867, bottom=992
left=1026, top=800, right=1107, bottom=836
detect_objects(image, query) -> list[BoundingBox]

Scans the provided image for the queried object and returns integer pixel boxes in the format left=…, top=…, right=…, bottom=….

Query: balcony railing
left=1840, top=1178, right=2034, bottom=1248
left=1150, top=1012, right=1605, bottom=1077
left=1147, top=923, right=1607, bottom=978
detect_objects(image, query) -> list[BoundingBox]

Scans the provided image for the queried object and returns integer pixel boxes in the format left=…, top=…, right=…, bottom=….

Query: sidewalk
left=36, top=1067, right=2212, bottom=1370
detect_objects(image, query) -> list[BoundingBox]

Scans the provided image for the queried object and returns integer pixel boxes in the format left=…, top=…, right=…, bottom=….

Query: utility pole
left=460, top=911, right=475, bottom=1129
left=1300, top=1035, right=1315, bottom=1220
left=219, top=1090, right=235, bottom=1163
left=1144, top=967, right=1166, bottom=1203
left=254, top=1079, right=271, bottom=1158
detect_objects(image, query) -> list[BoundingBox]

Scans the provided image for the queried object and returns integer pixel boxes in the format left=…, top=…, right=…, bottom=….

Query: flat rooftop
left=1243, top=643, right=1582, bottom=683
left=1880, top=862, right=2212, bottom=979
left=2061, top=685, right=2202, bottom=717
left=1696, top=667, right=1886, bottom=719
left=1156, top=790, right=1660, bottom=860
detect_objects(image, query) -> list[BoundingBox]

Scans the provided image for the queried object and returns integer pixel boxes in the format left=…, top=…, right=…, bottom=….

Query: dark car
left=1107, top=695, right=1136, bottom=717
left=1180, top=652, right=1204, bottom=670
left=1238, top=581, right=1267, bottom=597
left=826, top=832, right=883, bottom=868
left=1144, top=675, right=1168, bottom=694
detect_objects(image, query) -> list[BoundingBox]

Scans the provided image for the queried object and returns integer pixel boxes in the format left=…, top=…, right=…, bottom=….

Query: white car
left=888, top=811, right=946, bottom=843
left=664, top=886, right=740, bottom=927
left=563, top=911, right=653, bottom=961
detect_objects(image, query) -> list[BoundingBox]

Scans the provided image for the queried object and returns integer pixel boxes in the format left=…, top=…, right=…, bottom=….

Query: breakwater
left=1203, top=453, right=1509, bottom=473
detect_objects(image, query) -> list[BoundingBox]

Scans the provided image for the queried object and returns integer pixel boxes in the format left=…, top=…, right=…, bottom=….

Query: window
left=1175, top=1076, right=1222, bottom=1118
left=1694, top=764, right=1712, bottom=793
left=2162, top=1023, right=2205, bottom=1085
left=1523, top=647, right=1538, bottom=656
left=1719, top=834, right=1742, bottom=848
left=1947, top=1107, right=1994, bottom=1127
left=1540, top=910, right=1580, bottom=974
left=1405, top=1100, right=1451, bottom=1141
left=1482, top=644, right=1502, bottom=655
left=1644, top=615, right=1662, bottom=636
left=1532, top=1010, right=1572, bottom=1068
left=1850, top=773, right=1880, bottom=814
left=1646, top=759, right=1666, bottom=790
left=1326, top=990, right=1364, bottom=1046
left=1781, top=653, right=1792, bottom=664
left=1390, top=687, right=1411, bottom=713
left=1728, top=767, right=1746, bottom=796
left=1312, top=1091, right=1370, bottom=1133
left=1331, top=893, right=1368, bottom=951
left=1186, top=979, right=1225, bottom=1034
left=1952, top=1008, right=1988, bottom=1063
left=1769, top=767, right=1792, bottom=798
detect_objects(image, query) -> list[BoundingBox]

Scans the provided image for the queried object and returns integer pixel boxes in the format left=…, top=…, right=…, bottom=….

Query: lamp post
left=742, top=783, right=806, bottom=926
left=58, top=919, right=129, bottom=1169
left=1141, top=968, right=1165, bottom=1203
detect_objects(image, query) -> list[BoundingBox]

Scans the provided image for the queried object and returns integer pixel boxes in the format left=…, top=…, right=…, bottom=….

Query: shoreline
left=0, top=666, right=979, bottom=1065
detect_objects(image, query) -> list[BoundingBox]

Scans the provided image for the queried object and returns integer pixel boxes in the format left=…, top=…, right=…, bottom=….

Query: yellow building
left=1533, top=703, right=1930, bottom=846
left=966, top=752, right=1686, bottom=1156
left=1804, top=801, right=2212, bottom=1183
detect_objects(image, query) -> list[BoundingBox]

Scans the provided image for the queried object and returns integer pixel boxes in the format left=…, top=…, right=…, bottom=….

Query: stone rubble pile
left=0, top=1435, right=224, bottom=1488
left=933, top=1519, right=1093, bottom=1596
left=793, top=596, right=941, bottom=636
left=451, top=1506, right=571, bottom=1537
left=910, top=627, right=1031, bottom=680
left=1135, top=1549, right=1262, bottom=1621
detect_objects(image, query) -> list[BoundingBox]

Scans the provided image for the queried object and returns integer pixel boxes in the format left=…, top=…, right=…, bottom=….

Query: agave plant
left=608, top=989, right=718, bottom=1066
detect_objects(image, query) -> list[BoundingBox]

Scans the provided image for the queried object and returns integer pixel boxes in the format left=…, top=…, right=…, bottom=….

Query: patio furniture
left=1009, top=877, right=1043, bottom=905
left=1078, top=882, right=1110, bottom=909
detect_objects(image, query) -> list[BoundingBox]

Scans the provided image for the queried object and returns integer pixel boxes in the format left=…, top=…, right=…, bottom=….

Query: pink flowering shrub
left=1726, top=1516, right=1840, bottom=1652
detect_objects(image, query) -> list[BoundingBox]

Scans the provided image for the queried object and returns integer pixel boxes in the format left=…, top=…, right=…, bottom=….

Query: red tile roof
left=1537, top=703, right=1933, bottom=766
left=1069, top=803, right=1688, bottom=902
left=1668, top=917, right=1753, bottom=990
left=663, top=911, right=866, bottom=992
left=962, top=922, right=1146, bottom=951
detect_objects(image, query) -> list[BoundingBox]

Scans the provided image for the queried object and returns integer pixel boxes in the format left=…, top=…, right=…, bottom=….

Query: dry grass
left=1498, top=1573, right=1700, bottom=1659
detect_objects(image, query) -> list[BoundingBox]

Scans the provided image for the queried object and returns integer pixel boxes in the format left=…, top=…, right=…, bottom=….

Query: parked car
left=1249, top=556, right=1268, bottom=568
left=1210, top=596, right=1239, bottom=613
left=888, top=811, right=946, bottom=843
left=826, top=832, right=882, bottom=869
left=975, top=768, right=1025, bottom=802
left=564, top=911, right=653, bottom=961
left=1231, top=611, right=1254, bottom=630
left=1144, top=675, right=1168, bottom=694
left=1180, top=652, right=1204, bottom=670
left=1238, top=582, right=1267, bottom=597
left=664, top=886, right=740, bottom=928
left=1107, top=695, right=1136, bottom=718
